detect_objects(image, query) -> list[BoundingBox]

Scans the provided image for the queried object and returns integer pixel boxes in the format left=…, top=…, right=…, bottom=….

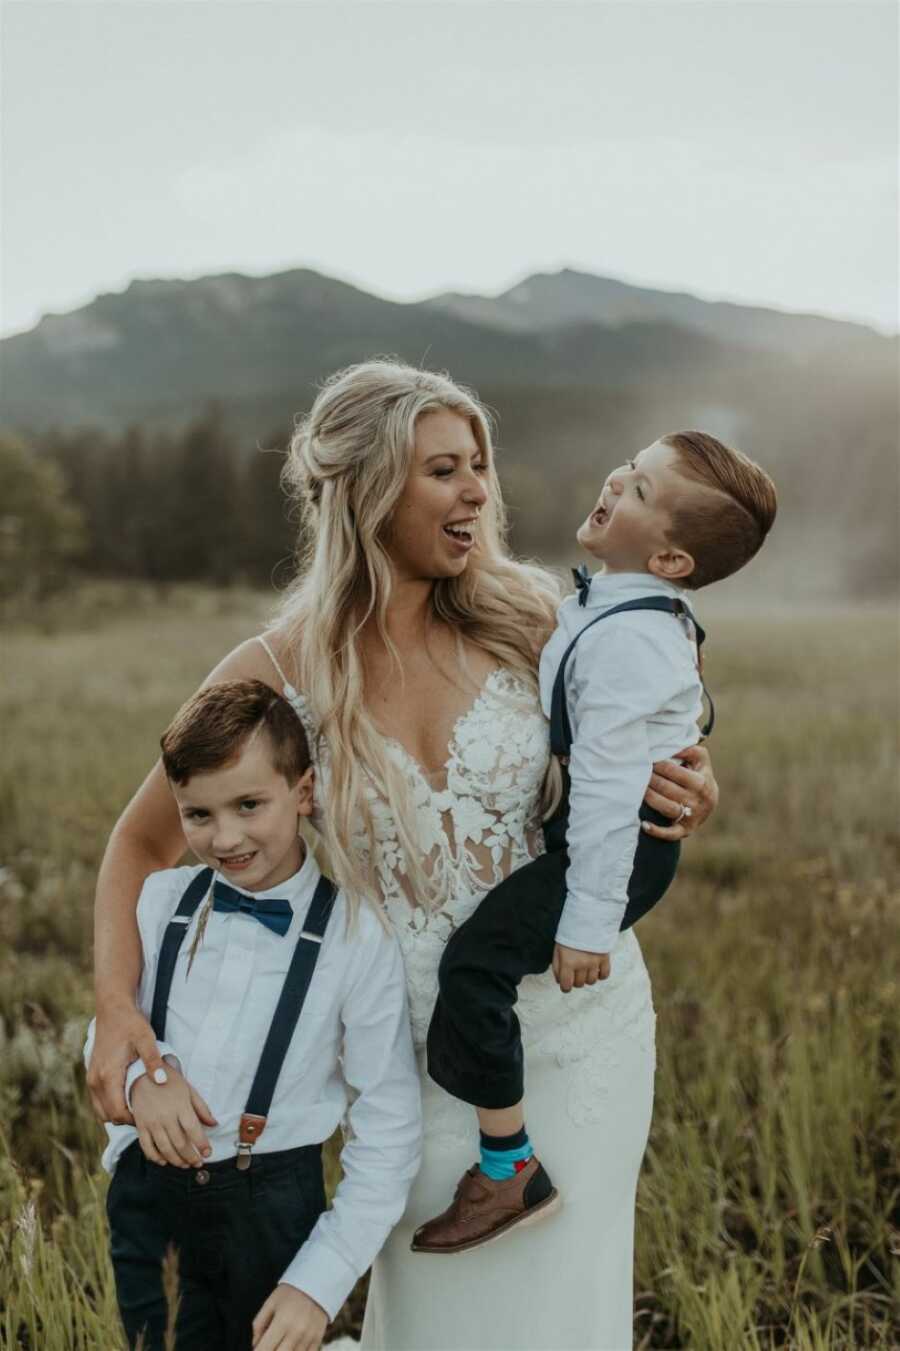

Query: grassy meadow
left=1, top=584, right=898, bottom=1349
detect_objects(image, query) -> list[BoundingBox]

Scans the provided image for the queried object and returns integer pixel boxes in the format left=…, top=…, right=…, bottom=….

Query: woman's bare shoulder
left=203, top=628, right=300, bottom=692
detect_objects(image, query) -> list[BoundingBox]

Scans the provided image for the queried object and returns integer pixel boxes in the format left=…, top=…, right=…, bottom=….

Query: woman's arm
left=87, top=761, right=183, bottom=1123
left=641, top=743, right=719, bottom=841
left=87, top=635, right=293, bottom=1124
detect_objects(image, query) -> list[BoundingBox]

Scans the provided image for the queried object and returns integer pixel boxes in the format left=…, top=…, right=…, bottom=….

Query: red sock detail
left=514, top=1158, right=529, bottom=1173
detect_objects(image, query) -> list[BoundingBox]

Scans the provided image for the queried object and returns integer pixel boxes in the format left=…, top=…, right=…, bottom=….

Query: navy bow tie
left=572, top=564, right=592, bottom=607
left=212, top=881, right=294, bottom=937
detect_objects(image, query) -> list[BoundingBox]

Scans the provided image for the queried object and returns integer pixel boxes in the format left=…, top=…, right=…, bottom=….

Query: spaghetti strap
left=256, top=635, right=294, bottom=695
left=255, top=634, right=316, bottom=747
left=255, top=639, right=320, bottom=820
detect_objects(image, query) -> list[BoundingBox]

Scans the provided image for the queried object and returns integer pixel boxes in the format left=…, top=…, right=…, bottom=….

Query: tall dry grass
left=1, top=585, right=898, bottom=1348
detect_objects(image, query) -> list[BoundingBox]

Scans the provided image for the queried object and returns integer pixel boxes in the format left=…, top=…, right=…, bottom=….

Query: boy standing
left=419, top=430, right=776, bottom=1253
left=85, top=679, right=421, bottom=1350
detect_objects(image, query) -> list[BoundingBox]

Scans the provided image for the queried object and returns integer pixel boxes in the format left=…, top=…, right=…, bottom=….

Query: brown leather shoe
left=411, top=1156, right=560, bottom=1254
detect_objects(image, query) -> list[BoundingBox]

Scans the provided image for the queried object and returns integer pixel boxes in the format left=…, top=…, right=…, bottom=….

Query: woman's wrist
left=93, top=987, right=141, bottom=1019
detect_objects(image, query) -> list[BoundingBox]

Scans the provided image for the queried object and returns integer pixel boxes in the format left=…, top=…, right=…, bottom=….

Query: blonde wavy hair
left=276, top=359, right=562, bottom=916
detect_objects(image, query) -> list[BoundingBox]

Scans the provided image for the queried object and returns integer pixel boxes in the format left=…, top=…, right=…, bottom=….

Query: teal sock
left=479, top=1126, right=534, bottom=1180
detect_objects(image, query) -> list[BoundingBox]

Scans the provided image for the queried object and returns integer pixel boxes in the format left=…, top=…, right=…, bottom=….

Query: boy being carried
left=86, top=679, right=422, bottom=1350
left=418, top=430, right=776, bottom=1253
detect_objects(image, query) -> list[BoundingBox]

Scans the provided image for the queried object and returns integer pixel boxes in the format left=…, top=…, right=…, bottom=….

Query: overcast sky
left=3, top=0, right=897, bottom=337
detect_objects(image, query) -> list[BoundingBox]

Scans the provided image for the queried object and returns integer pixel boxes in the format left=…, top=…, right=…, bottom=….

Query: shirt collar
left=577, top=569, right=692, bottom=612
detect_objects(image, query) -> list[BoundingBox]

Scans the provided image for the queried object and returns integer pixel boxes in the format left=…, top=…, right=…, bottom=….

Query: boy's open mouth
left=218, top=851, right=257, bottom=869
left=590, top=503, right=610, bottom=527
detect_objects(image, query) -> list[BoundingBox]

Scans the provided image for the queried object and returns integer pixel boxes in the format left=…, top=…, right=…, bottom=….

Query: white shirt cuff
left=124, top=1046, right=182, bottom=1111
left=554, top=898, right=625, bottom=955
left=280, top=1237, right=359, bottom=1322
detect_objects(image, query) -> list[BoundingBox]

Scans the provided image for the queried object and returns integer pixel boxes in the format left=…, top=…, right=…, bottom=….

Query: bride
left=88, top=360, right=717, bottom=1350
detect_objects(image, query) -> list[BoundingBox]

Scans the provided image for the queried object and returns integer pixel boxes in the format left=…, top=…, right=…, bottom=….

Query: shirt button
left=195, top=1169, right=211, bottom=1186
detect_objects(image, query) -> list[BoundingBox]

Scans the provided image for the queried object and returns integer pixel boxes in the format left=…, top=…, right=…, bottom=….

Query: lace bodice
left=259, top=639, right=655, bottom=1084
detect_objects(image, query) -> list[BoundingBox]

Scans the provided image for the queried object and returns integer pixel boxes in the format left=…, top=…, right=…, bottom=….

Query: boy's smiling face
left=577, top=438, right=695, bottom=582
left=169, top=732, right=314, bottom=893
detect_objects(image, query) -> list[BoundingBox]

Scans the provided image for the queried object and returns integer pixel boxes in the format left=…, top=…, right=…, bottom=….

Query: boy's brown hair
left=160, top=679, right=310, bottom=786
left=662, top=431, right=777, bottom=589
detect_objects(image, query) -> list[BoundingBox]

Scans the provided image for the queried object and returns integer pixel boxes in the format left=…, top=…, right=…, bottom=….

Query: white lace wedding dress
left=263, top=645, right=656, bottom=1351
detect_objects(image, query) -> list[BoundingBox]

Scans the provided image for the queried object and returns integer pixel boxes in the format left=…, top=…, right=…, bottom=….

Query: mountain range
left=2, top=266, right=896, bottom=596
left=428, top=269, right=885, bottom=356
left=1, top=266, right=890, bottom=435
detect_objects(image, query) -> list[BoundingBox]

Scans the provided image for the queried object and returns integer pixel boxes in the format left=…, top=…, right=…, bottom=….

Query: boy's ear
left=648, top=548, right=695, bottom=583
left=294, top=765, right=315, bottom=818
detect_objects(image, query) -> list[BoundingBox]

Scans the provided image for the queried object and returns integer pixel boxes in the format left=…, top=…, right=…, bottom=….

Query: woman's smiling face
left=384, top=410, right=490, bottom=582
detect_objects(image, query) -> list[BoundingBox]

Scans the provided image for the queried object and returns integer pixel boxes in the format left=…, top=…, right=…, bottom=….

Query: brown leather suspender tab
left=236, top=1113, right=268, bottom=1170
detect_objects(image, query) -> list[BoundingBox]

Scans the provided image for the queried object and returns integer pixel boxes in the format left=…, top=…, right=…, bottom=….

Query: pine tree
left=0, top=434, right=85, bottom=602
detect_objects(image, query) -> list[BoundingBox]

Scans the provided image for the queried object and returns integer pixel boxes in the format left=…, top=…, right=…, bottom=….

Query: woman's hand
left=641, top=743, right=718, bottom=841
left=86, top=1002, right=171, bottom=1125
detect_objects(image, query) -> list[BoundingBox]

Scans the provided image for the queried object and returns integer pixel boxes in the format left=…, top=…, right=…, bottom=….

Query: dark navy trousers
left=426, top=804, right=679, bottom=1109
left=107, top=1140, right=326, bottom=1351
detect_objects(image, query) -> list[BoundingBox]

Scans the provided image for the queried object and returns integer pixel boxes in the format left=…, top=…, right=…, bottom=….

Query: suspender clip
left=236, top=1112, right=267, bottom=1170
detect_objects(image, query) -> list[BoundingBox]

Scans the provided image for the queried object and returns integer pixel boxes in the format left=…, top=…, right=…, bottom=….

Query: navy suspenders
left=237, top=876, right=336, bottom=1167
left=549, top=596, right=715, bottom=760
left=150, top=869, right=338, bottom=1169
left=150, top=867, right=214, bottom=1041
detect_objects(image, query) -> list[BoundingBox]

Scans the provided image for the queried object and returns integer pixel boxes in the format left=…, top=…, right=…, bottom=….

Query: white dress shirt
left=84, top=849, right=422, bottom=1320
left=538, top=570, right=704, bottom=955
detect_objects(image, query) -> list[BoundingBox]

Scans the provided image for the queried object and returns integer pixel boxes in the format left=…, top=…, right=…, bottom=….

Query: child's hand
left=130, top=1063, right=218, bottom=1168
left=252, top=1284, right=328, bottom=1351
left=552, top=943, right=610, bottom=993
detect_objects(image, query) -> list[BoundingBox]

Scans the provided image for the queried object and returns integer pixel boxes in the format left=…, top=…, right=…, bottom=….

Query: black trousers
left=426, top=804, right=679, bottom=1109
left=107, top=1140, right=326, bottom=1351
